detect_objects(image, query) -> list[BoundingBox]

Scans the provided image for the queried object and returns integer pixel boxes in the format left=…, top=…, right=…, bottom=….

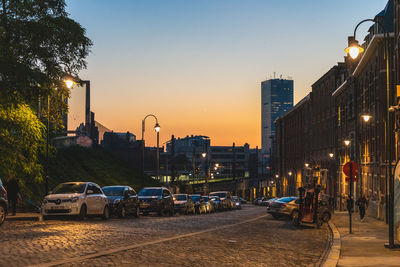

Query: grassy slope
left=47, top=146, right=159, bottom=192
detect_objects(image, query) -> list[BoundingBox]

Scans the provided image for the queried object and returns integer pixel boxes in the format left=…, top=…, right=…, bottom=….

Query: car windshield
left=201, top=196, right=209, bottom=201
left=210, top=192, right=227, bottom=198
left=174, top=195, right=187, bottom=201
left=52, top=183, right=86, bottom=194
left=138, top=188, right=162, bottom=196
left=191, top=195, right=200, bottom=201
left=278, top=197, right=297, bottom=203
left=102, top=187, right=124, bottom=196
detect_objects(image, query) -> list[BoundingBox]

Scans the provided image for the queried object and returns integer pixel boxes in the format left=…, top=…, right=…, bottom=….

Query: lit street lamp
left=329, top=153, right=334, bottom=158
left=142, top=114, right=160, bottom=180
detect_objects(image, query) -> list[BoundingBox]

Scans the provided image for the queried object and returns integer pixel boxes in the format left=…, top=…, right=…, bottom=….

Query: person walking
left=356, top=194, right=368, bottom=222
left=5, top=173, right=21, bottom=216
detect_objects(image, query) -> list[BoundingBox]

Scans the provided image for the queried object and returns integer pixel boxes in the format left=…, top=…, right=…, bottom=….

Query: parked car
left=263, top=197, right=279, bottom=207
left=239, top=197, right=247, bottom=204
left=0, top=178, right=7, bottom=226
left=42, top=182, right=110, bottom=220
left=173, top=194, right=195, bottom=214
left=267, top=197, right=298, bottom=219
left=233, top=196, right=242, bottom=209
left=102, top=186, right=140, bottom=218
left=201, top=196, right=214, bottom=213
left=209, top=195, right=222, bottom=211
left=190, top=194, right=206, bottom=214
left=138, top=187, right=174, bottom=216
left=209, top=191, right=231, bottom=210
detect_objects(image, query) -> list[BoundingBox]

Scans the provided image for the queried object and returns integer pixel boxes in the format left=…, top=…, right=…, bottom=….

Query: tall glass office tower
left=261, top=78, right=294, bottom=158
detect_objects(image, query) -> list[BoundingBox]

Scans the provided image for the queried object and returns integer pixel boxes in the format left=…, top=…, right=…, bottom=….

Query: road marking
left=30, top=213, right=269, bottom=267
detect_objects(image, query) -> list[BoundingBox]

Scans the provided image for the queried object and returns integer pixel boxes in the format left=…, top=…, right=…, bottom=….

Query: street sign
left=343, top=161, right=359, bottom=178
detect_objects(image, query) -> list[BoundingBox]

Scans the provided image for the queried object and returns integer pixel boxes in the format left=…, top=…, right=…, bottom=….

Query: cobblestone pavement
left=0, top=205, right=329, bottom=267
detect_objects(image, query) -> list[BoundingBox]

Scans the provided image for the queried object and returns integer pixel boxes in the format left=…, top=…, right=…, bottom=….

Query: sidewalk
left=332, top=211, right=400, bottom=266
left=5, top=212, right=42, bottom=221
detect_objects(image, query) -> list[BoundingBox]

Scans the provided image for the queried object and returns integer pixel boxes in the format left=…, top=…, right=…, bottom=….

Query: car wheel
left=102, top=206, right=110, bottom=220
left=0, top=204, right=5, bottom=226
left=118, top=206, right=126, bottom=218
left=78, top=205, right=87, bottom=221
left=134, top=206, right=140, bottom=218
left=292, top=210, right=300, bottom=226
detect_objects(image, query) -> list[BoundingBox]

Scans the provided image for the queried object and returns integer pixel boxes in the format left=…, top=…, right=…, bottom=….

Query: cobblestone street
left=0, top=205, right=329, bottom=267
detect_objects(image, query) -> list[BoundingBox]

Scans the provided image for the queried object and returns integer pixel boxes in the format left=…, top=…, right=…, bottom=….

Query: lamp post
left=344, top=139, right=353, bottom=233
left=65, top=79, right=91, bottom=137
left=345, top=18, right=398, bottom=248
left=142, top=114, right=160, bottom=180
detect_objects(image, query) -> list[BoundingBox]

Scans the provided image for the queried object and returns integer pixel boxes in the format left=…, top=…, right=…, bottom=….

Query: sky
left=65, top=0, right=388, bottom=148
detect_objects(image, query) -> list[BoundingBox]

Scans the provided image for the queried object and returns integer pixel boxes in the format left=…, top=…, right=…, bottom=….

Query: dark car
left=138, top=187, right=174, bottom=216
left=209, top=191, right=231, bottom=210
left=263, top=197, right=279, bottom=207
left=239, top=197, right=247, bottom=204
left=233, top=196, right=242, bottom=209
left=102, top=186, right=140, bottom=218
left=173, top=194, right=195, bottom=214
left=0, top=178, right=7, bottom=226
left=209, top=195, right=222, bottom=211
left=190, top=194, right=206, bottom=214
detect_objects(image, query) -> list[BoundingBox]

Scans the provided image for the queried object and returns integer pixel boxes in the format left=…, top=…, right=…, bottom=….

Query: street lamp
left=142, top=114, right=160, bottom=181
left=329, top=153, right=334, bottom=158
left=64, top=78, right=91, bottom=137
left=344, top=140, right=351, bottom=147
left=305, top=163, right=309, bottom=168
left=288, top=171, right=292, bottom=176
left=361, top=114, right=372, bottom=123
left=345, top=18, right=398, bottom=248
left=275, top=174, right=279, bottom=178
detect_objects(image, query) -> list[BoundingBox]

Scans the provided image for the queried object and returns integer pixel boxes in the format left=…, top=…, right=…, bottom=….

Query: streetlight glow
left=65, top=79, right=74, bottom=89
left=275, top=174, right=279, bottom=178
left=288, top=171, right=292, bottom=176
left=361, top=114, right=372, bottom=122
left=345, top=38, right=364, bottom=59
left=154, top=123, right=160, bottom=132
left=304, top=163, right=309, bottom=168
left=202, top=152, right=207, bottom=158
left=329, top=153, right=334, bottom=158
left=344, top=140, right=351, bottom=146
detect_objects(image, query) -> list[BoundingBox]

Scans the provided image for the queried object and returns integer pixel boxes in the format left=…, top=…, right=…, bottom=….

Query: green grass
left=20, top=146, right=159, bottom=207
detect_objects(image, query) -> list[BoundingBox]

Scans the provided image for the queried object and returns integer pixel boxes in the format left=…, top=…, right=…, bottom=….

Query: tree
left=0, top=104, right=45, bottom=181
left=0, top=0, right=92, bottom=127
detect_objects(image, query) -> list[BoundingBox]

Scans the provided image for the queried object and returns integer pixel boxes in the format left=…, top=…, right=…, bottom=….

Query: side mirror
left=87, top=189, right=94, bottom=194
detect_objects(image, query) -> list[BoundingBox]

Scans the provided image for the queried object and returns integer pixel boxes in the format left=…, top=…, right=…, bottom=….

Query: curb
left=321, top=221, right=341, bottom=267
left=5, top=214, right=42, bottom=222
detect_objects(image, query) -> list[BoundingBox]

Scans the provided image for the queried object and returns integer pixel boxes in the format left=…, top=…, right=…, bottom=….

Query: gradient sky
left=66, top=0, right=388, bottom=148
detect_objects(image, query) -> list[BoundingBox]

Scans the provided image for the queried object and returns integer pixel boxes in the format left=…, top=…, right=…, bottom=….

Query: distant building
left=261, top=78, right=293, bottom=165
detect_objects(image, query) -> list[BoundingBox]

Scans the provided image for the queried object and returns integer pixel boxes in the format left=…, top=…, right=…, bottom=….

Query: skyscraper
left=261, top=78, right=294, bottom=158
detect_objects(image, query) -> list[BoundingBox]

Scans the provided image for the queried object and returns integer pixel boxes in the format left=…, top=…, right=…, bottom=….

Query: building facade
left=261, top=78, right=294, bottom=163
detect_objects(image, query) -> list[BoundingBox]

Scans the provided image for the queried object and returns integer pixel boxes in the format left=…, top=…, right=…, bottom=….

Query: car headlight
left=113, top=199, right=121, bottom=204
left=71, top=197, right=79, bottom=203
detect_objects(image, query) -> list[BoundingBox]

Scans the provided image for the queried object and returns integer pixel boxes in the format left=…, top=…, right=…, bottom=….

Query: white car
left=42, top=182, right=110, bottom=220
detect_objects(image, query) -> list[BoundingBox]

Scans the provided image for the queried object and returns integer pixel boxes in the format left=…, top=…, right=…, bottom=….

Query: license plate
left=51, top=206, right=64, bottom=209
